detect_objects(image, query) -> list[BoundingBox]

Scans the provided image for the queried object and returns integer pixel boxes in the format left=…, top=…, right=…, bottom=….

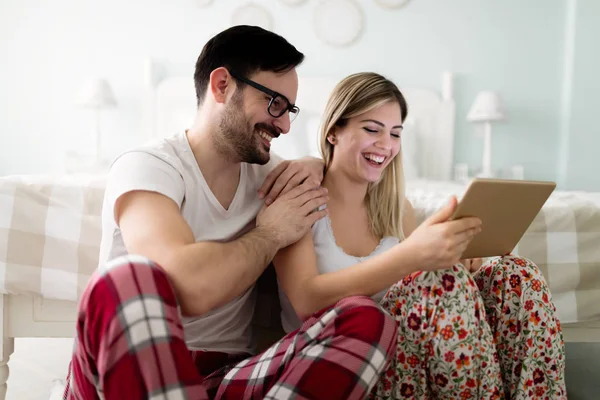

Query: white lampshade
left=77, top=79, right=117, bottom=108
left=466, top=91, right=504, bottom=122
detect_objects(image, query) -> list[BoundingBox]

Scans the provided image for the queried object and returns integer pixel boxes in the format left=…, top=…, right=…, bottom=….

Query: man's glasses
left=229, top=72, right=300, bottom=123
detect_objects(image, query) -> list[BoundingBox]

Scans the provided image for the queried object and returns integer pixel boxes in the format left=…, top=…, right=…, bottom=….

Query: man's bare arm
left=116, top=191, right=279, bottom=316
left=116, top=184, right=327, bottom=317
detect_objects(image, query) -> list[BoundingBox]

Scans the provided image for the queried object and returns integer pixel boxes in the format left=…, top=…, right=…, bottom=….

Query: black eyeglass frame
left=229, top=72, right=300, bottom=122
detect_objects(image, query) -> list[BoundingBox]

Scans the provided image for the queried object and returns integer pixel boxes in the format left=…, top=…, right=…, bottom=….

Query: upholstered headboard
left=142, top=58, right=456, bottom=181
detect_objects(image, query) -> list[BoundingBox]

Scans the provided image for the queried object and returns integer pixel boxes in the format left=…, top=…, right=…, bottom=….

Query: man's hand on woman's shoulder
left=256, top=181, right=328, bottom=249
left=258, top=156, right=325, bottom=205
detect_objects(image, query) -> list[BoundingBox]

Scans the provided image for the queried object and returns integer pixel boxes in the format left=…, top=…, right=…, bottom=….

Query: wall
left=0, top=0, right=577, bottom=187
left=558, top=0, right=600, bottom=190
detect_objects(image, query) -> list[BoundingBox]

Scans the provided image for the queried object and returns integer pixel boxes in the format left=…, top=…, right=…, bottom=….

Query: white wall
left=558, top=0, right=600, bottom=190
left=0, top=0, right=575, bottom=186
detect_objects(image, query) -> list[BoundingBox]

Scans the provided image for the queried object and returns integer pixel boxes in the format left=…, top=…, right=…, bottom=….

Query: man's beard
left=216, top=92, right=270, bottom=165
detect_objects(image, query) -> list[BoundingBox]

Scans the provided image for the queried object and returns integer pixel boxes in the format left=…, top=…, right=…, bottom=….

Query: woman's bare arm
left=402, top=198, right=418, bottom=237
left=274, top=196, right=481, bottom=320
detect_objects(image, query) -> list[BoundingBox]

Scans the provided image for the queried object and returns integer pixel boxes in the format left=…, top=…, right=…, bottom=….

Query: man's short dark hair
left=194, top=25, right=304, bottom=106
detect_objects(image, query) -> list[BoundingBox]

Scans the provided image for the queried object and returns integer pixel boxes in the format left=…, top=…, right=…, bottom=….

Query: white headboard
left=143, top=59, right=456, bottom=181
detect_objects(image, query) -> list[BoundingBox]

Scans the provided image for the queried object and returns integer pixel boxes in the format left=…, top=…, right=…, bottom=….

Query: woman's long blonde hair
left=319, top=72, right=409, bottom=239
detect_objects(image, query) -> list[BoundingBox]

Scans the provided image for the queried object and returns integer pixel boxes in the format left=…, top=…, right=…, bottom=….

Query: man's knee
left=81, top=254, right=181, bottom=336
left=84, top=254, right=175, bottom=309
left=334, top=296, right=397, bottom=352
left=100, top=254, right=169, bottom=283
left=103, top=254, right=159, bottom=272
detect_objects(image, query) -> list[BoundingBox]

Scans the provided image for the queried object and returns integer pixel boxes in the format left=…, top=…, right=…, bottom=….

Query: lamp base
left=479, top=122, right=494, bottom=179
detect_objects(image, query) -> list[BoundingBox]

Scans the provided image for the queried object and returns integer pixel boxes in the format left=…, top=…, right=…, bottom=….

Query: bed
left=0, top=59, right=599, bottom=398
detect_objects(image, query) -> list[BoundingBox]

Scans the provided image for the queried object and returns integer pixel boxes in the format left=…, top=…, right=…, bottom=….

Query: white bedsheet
left=0, top=175, right=598, bottom=325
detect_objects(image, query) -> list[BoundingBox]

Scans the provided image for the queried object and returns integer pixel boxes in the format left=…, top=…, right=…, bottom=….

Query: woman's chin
left=358, top=171, right=383, bottom=184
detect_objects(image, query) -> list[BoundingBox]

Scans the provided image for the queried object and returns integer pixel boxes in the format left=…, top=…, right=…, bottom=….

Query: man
left=64, top=26, right=397, bottom=399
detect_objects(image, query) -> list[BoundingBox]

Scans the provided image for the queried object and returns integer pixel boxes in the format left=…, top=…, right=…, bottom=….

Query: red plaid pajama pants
left=64, top=255, right=397, bottom=399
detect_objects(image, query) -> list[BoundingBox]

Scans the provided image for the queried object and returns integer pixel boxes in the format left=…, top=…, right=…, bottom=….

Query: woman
left=273, top=72, right=566, bottom=399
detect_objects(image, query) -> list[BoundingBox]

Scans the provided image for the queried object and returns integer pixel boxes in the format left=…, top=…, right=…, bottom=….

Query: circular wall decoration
left=374, top=0, right=411, bottom=9
left=314, top=0, right=363, bottom=47
left=278, top=0, right=308, bottom=5
left=232, top=4, right=273, bottom=31
left=196, top=0, right=214, bottom=7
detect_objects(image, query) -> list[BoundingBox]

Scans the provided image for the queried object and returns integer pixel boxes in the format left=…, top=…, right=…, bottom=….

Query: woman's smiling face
left=329, top=101, right=404, bottom=183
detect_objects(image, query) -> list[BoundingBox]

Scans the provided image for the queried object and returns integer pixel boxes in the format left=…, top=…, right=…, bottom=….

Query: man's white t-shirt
left=99, top=131, right=281, bottom=355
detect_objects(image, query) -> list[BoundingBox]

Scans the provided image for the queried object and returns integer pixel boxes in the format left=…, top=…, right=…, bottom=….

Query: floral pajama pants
left=369, top=255, right=567, bottom=400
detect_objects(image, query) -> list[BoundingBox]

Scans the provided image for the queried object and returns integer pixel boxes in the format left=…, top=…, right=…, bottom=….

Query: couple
left=64, top=26, right=566, bottom=399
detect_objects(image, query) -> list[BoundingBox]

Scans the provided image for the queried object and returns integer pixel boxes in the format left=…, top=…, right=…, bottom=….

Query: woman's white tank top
left=278, top=214, right=400, bottom=333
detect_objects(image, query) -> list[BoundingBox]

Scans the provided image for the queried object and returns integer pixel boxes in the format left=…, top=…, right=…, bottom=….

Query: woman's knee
left=387, top=264, right=479, bottom=303
left=381, top=265, right=485, bottom=341
left=482, top=255, right=548, bottom=287
left=481, top=255, right=553, bottom=303
left=493, top=254, right=544, bottom=276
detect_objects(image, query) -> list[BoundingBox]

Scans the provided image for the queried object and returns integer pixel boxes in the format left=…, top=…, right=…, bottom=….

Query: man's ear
left=209, top=67, right=234, bottom=104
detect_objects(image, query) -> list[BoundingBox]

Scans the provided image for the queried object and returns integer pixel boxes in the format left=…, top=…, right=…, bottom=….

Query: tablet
left=450, top=178, right=556, bottom=259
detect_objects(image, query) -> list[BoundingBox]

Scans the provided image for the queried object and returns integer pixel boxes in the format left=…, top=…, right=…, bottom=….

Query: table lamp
left=467, top=91, right=505, bottom=178
left=77, top=79, right=117, bottom=163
